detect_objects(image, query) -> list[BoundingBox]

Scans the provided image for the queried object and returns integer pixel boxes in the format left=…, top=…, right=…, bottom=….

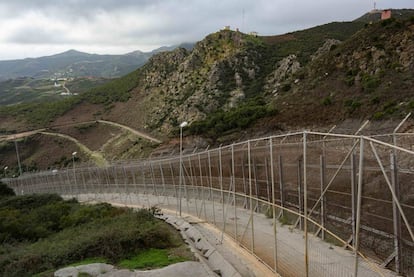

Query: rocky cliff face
left=125, top=30, right=265, bottom=133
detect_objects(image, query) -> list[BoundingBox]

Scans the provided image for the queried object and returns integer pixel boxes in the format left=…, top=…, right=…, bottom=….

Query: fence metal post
left=198, top=153, right=207, bottom=220
left=351, top=153, right=357, bottom=247
left=208, top=151, right=216, bottom=225
left=169, top=161, right=179, bottom=213
left=219, top=146, right=225, bottom=236
left=231, top=144, right=238, bottom=242
left=390, top=153, right=402, bottom=274
left=320, top=155, right=326, bottom=240
left=270, top=138, right=278, bottom=272
left=248, top=140, right=255, bottom=252
left=303, top=131, right=309, bottom=277
left=298, top=158, right=303, bottom=230
left=188, top=156, right=199, bottom=215
left=354, top=137, right=364, bottom=277
left=278, top=155, right=284, bottom=217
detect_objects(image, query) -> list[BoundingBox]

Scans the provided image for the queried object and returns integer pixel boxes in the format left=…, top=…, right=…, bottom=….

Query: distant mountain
left=0, top=44, right=194, bottom=81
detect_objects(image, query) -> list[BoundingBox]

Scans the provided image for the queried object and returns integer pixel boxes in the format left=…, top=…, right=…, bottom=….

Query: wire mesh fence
left=5, top=131, right=414, bottom=277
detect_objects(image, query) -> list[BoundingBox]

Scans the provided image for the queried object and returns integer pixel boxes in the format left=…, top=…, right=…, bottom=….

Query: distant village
left=50, top=70, right=77, bottom=96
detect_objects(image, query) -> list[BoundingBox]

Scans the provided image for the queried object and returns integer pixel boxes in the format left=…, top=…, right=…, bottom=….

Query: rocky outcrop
left=264, top=54, right=301, bottom=95
left=55, top=263, right=114, bottom=277
left=311, top=39, right=341, bottom=61
left=136, top=30, right=262, bottom=134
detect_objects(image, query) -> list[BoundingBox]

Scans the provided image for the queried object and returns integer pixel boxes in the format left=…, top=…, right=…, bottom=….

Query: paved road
left=74, top=192, right=397, bottom=277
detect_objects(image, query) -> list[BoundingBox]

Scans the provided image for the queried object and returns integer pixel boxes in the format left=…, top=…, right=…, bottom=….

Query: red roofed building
left=381, top=9, right=392, bottom=20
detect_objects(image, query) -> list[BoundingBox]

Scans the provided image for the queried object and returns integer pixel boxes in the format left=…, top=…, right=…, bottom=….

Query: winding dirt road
left=0, top=120, right=161, bottom=144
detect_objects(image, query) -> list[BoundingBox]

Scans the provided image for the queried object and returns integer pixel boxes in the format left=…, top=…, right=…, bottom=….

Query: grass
left=118, top=248, right=190, bottom=269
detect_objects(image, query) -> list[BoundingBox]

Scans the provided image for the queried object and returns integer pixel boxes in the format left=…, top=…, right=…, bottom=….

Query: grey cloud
left=5, top=27, right=68, bottom=44
left=0, top=0, right=413, bottom=59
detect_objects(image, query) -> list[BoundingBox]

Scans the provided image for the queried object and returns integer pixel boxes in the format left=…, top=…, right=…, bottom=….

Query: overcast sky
left=0, top=0, right=412, bottom=60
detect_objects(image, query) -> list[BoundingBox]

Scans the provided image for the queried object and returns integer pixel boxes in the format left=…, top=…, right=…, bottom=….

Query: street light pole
left=3, top=166, right=7, bottom=178
left=72, top=152, right=77, bottom=195
left=179, top=121, right=188, bottom=216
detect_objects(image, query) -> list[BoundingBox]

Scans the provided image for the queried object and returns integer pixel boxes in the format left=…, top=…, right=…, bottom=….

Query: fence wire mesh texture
left=5, top=131, right=414, bottom=277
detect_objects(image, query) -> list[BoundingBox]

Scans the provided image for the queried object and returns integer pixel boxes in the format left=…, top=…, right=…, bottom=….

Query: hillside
left=1, top=13, right=414, bottom=172
left=0, top=76, right=111, bottom=106
left=264, top=17, right=414, bottom=128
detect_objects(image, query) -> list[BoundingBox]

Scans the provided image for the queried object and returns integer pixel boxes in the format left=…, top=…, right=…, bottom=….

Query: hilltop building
left=381, top=9, right=392, bottom=20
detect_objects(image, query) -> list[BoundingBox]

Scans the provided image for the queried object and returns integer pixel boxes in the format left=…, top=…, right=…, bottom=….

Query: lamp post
left=3, top=166, right=7, bottom=178
left=72, top=152, right=77, bottom=195
left=179, top=121, right=188, bottom=216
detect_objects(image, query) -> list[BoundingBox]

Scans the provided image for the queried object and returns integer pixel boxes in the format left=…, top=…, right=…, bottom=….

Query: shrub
left=322, top=96, right=332, bottom=106
left=344, top=99, right=362, bottom=113
left=188, top=97, right=277, bottom=138
left=361, top=73, right=380, bottom=93
left=0, top=182, right=15, bottom=198
left=0, top=195, right=185, bottom=276
left=281, top=83, right=292, bottom=92
left=344, top=76, right=355, bottom=86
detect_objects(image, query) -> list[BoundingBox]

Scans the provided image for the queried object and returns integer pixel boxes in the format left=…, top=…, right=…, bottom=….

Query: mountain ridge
left=0, top=43, right=195, bottom=80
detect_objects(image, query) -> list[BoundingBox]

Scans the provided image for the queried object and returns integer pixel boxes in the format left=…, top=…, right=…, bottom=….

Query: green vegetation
left=263, top=21, right=365, bottom=65
left=344, top=68, right=359, bottom=87
left=189, top=97, right=277, bottom=138
left=361, top=73, right=381, bottom=93
left=0, top=77, right=110, bottom=106
left=0, top=193, right=191, bottom=276
left=0, top=69, right=140, bottom=126
left=344, top=99, right=362, bottom=113
left=119, top=248, right=188, bottom=269
left=0, top=97, right=81, bottom=125
left=65, top=78, right=110, bottom=94
left=0, top=78, right=62, bottom=106
left=321, top=96, right=333, bottom=106
left=0, top=181, right=15, bottom=198
left=82, top=70, right=140, bottom=105
left=372, top=101, right=399, bottom=119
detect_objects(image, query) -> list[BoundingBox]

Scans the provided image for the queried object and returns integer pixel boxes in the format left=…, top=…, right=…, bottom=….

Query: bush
left=322, top=96, right=332, bottom=106
left=361, top=73, right=380, bottom=93
left=188, top=97, right=277, bottom=138
left=0, top=182, right=15, bottom=198
left=0, top=195, right=185, bottom=276
left=344, top=99, right=362, bottom=113
left=281, top=83, right=292, bottom=92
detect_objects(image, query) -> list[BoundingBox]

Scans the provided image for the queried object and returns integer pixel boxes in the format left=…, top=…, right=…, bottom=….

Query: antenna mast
left=242, top=8, right=245, bottom=32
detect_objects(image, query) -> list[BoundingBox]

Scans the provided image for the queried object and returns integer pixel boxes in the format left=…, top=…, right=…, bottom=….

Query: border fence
left=4, top=131, right=414, bottom=276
